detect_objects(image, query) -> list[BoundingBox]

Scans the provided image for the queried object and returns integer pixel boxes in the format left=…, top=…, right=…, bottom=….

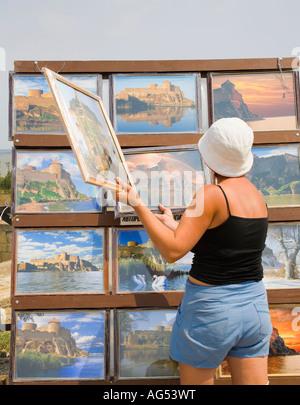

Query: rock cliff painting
left=112, top=74, right=199, bottom=134
left=116, top=228, right=193, bottom=292
left=13, top=310, right=106, bottom=381
left=262, top=223, right=300, bottom=289
left=211, top=72, right=297, bottom=131
left=119, top=146, right=204, bottom=215
left=12, top=74, right=99, bottom=135
left=15, top=229, right=104, bottom=294
left=118, top=309, right=178, bottom=378
left=247, top=145, right=300, bottom=207
left=14, top=150, right=102, bottom=213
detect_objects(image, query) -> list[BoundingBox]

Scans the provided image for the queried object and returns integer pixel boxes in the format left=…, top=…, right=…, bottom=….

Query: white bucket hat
left=198, top=117, right=254, bottom=177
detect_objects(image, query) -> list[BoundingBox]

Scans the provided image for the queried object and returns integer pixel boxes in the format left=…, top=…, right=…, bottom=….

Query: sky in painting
left=17, top=229, right=103, bottom=266
left=1, top=0, right=300, bottom=149
left=122, top=309, right=177, bottom=331
left=252, top=144, right=299, bottom=158
left=213, top=72, right=296, bottom=118
left=270, top=307, right=300, bottom=352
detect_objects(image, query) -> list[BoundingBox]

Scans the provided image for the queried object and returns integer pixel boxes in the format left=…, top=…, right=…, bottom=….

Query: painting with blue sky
left=12, top=74, right=100, bottom=135
left=247, top=144, right=300, bottom=207
left=112, top=73, right=199, bottom=134
left=118, top=309, right=178, bottom=378
left=15, top=150, right=102, bottom=213
left=14, top=310, right=106, bottom=380
left=16, top=228, right=104, bottom=294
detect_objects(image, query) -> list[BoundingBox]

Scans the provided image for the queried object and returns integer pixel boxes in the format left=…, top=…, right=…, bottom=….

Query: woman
left=116, top=117, right=273, bottom=385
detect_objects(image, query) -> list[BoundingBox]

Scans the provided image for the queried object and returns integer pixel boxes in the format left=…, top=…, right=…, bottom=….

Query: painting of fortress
left=12, top=74, right=99, bottom=134
left=113, top=74, right=199, bottom=133
left=15, top=151, right=101, bottom=213
left=118, top=309, right=178, bottom=378
left=14, top=311, right=105, bottom=380
left=16, top=229, right=104, bottom=294
left=212, top=72, right=297, bottom=131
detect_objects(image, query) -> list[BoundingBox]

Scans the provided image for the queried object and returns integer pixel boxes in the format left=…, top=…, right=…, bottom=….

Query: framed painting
left=247, top=144, right=300, bottom=207
left=116, top=145, right=204, bottom=217
left=0, top=149, right=12, bottom=206
left=113, top=227, right=193, bottom=293
left=11, top=310, right=108, bottom=382
left=12, top=149, right=104, bottom=214
left=218, top=305, right=300, bottom=380
left=13, top=228, right=106, bottom=295
left=9, top=73, right=101, bottom=139
left=43, top=68, right=132, bottom=192
left=115, top=308, right=179, bottom=379
left=262, top=222, right=300, bottom=289
left=210, top=71, right=298, bottom=131
left=110, top=73, right=201, bottom=135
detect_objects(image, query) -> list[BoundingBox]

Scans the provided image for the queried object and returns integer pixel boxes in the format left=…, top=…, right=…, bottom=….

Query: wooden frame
left=110, top=73, right=201, bottom=137
left=111, top=227, right=192, bottom=294
left=43, top=68, right=132, bottom=192
left=114, top=308, right=179, bottom=381
left=9, top=72, right=102, bottom=141
left=116, top=144, right=204, bottom=217
left=10, top=309, right=109, bottom=384
left=12, top=227, right=107, bottom=296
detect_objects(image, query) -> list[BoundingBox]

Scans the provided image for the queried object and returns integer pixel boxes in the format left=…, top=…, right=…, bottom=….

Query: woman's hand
left=155, top=203, right=178, bottom=231
left=115, top=177, right=142, bottom=208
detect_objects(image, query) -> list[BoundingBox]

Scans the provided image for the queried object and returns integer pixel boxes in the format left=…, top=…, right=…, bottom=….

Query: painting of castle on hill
left=13, top=311, right=106, bottom=381
left=11, top=73, right=100, bottom=136
left=14, top=150, right=103, bottom=214
left=211, top=72, right=298, bottom=131
left=117, top=309, right=178, bottom=379
left=112, top=74, right=199, bottom=134
left=15, top=229, right=104, bottom=294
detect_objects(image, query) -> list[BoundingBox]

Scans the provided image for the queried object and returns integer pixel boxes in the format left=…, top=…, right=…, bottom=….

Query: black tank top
left=189, top=185, right=268, bottom=285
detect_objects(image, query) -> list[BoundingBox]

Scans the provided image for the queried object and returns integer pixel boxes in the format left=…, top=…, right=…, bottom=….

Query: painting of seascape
left=112, top=74, right=199, bottom=134
left=211, top=72, right=298, bottom=131
left=247, top=145, right=300, bottom=207
left=12, top=74, right=100, bottom=135
left=13, top=311, right=106, bottom=381
left=14, top=150, right=103, bottom=213
left=15, top=229, right=104, bottom=294
left=117, top=309, right=178, bottom=379
left=116, top=228, right=193, bottom=293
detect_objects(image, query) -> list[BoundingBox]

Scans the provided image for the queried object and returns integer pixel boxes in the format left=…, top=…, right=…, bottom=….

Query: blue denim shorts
left=169, top=279, right=273, bottom=369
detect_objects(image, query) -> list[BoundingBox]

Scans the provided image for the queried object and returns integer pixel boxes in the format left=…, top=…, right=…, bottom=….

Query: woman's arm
left=116, top=178, right=216, bottom=263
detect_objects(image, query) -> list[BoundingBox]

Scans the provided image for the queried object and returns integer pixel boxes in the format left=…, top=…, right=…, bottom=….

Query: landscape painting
left=11, top=73, right=100, bottom=135
left=44, top=68, right=131, bottom=192
left=116, top=228, right=193, bottom=292
left=13, top=310, right=106, bottom=381
left=220, top=306, right=300, bottom=377
left=247, top=145, right=300, bottom=207
left=117, top=309, right=179, bottom=379
left=211, top=72, right=298, bottom=131
left=118, top=146, right=204, bottom=215
left=15, top=229, right=105, bottom=294
left=262, top=223, right=300, bottom=289
left=112, top=74, right=199, bottom=134
left=14, top=150, right=103, bottom=213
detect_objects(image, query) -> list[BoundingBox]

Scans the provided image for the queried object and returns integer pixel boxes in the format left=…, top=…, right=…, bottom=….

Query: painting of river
left=118, top=309, right=179, bottom=379
left=13, top=311, right=106, bottom=381
left=15, top=229, right=104, bottom=294
left=116, top=228, right=193, bottom=292
left=112, top=74, right=199, bottom=134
